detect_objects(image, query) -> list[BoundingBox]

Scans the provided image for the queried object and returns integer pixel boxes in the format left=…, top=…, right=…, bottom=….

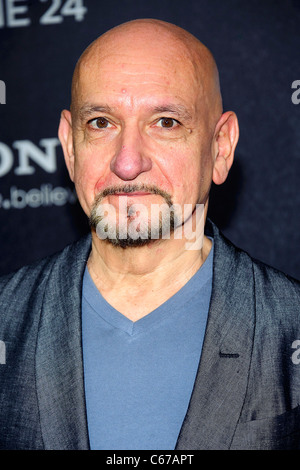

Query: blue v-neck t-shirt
left=82, top=243, right=213, bottom=450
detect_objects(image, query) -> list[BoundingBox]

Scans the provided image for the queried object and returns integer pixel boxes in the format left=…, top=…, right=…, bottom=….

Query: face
left=59, top=26, right=227, bottom=246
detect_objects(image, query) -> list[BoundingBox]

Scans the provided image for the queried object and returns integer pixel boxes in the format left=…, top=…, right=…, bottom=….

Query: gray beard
left=89, top=184, right=177, bottom=249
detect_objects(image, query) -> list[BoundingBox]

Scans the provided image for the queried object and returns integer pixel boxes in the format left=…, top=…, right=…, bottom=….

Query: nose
left=110, top=126, right=152, bottom=181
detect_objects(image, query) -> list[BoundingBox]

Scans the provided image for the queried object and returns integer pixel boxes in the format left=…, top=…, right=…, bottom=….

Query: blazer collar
left=176, top=220, right=255, bottom=449
left=35, top=235, right=91, bottom=450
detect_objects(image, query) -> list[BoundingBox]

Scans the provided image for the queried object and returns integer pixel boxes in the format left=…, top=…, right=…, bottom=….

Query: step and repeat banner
left=0, top=0, right=300, bottom=278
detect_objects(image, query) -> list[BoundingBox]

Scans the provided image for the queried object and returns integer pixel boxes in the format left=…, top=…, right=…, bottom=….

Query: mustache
left=93, top=183, right=173, bottom=206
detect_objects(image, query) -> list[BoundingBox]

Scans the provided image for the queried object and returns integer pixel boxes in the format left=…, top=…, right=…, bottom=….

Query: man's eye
left=88, top=117, right=112, bottom=129
left=156, top=117, right=179, bottom=128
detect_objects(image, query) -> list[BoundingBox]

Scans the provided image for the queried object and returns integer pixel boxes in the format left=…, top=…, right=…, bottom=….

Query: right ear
left=212, top=111, right=239, bottom=185
left=58, top=110, right=75, bottom=182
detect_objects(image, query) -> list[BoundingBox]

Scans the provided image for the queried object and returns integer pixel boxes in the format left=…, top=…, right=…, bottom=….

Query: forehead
left=74, top=36, right=203, bottom=114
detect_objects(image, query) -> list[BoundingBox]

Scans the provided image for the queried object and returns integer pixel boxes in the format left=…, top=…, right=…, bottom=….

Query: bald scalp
left=70, top=19, right=222, bottom=127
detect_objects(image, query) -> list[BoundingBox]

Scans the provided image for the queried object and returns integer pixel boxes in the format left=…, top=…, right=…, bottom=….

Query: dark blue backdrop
left=0, top=0, right=300, bottom=278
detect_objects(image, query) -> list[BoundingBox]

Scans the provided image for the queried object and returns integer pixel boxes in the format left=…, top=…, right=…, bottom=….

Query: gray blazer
left=1, top=220, right=300, bottom=450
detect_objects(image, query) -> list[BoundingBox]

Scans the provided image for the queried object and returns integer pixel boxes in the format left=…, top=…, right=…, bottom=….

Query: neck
left=87, top=229, right=212, bottom=321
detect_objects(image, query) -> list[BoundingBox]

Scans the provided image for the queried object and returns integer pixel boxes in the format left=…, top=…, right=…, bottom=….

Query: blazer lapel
left=35, top=235, right=91, bottom=450
left=176, top=222, right=255, bottom=449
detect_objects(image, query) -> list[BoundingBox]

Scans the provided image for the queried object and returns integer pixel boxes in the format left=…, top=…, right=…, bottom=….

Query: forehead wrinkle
left=79, top=52, right=197, bottom=83
left=77, top=100, right=195, bottom=125
left=75, top=62, right=202, bottom=120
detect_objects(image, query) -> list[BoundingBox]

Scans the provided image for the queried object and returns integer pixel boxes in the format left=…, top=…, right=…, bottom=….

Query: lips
left=94, top=184, right=173, bottom=208
left=114, top=192, right=153, bottom=196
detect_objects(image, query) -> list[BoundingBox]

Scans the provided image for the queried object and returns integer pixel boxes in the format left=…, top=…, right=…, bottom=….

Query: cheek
left=166, top=153, right=202, bottom=201
left=167, top=152, right=212, bottom=205
left=74, top=159, right=96, bottom=192
left=200, top=152, right=214, bottom=183
left=72, top=149, right=109, bottom=211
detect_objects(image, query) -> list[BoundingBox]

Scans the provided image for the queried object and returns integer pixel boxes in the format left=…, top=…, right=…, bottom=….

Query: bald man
left=0, top=19, right=300, bottom=451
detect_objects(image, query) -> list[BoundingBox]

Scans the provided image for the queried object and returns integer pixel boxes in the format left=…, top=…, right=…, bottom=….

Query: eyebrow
left=152, top=105, right=193, bottom=122
left=78, top=105, right=113, bottom=121
left=78, top=103, right=193, bottom=122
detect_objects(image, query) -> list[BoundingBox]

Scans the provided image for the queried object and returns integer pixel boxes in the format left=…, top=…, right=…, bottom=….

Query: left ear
left=58, top=109, right=75, bottom=182
left=212, top=111, right=239, bottom=185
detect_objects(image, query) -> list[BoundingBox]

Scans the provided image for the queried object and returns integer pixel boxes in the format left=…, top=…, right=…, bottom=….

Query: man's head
left=59, top=19, right=239, bottom=247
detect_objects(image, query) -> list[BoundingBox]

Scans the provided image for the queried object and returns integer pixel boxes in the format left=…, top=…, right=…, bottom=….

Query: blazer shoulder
left=0, top=235, right=91, bottom=319
left=0, top=254, right=56, bottom=304
left=210, top=218, right=300, bottom=321
left=211, top=217, right=300, bottom=299
left=251, top=255, right=300, bottom=301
